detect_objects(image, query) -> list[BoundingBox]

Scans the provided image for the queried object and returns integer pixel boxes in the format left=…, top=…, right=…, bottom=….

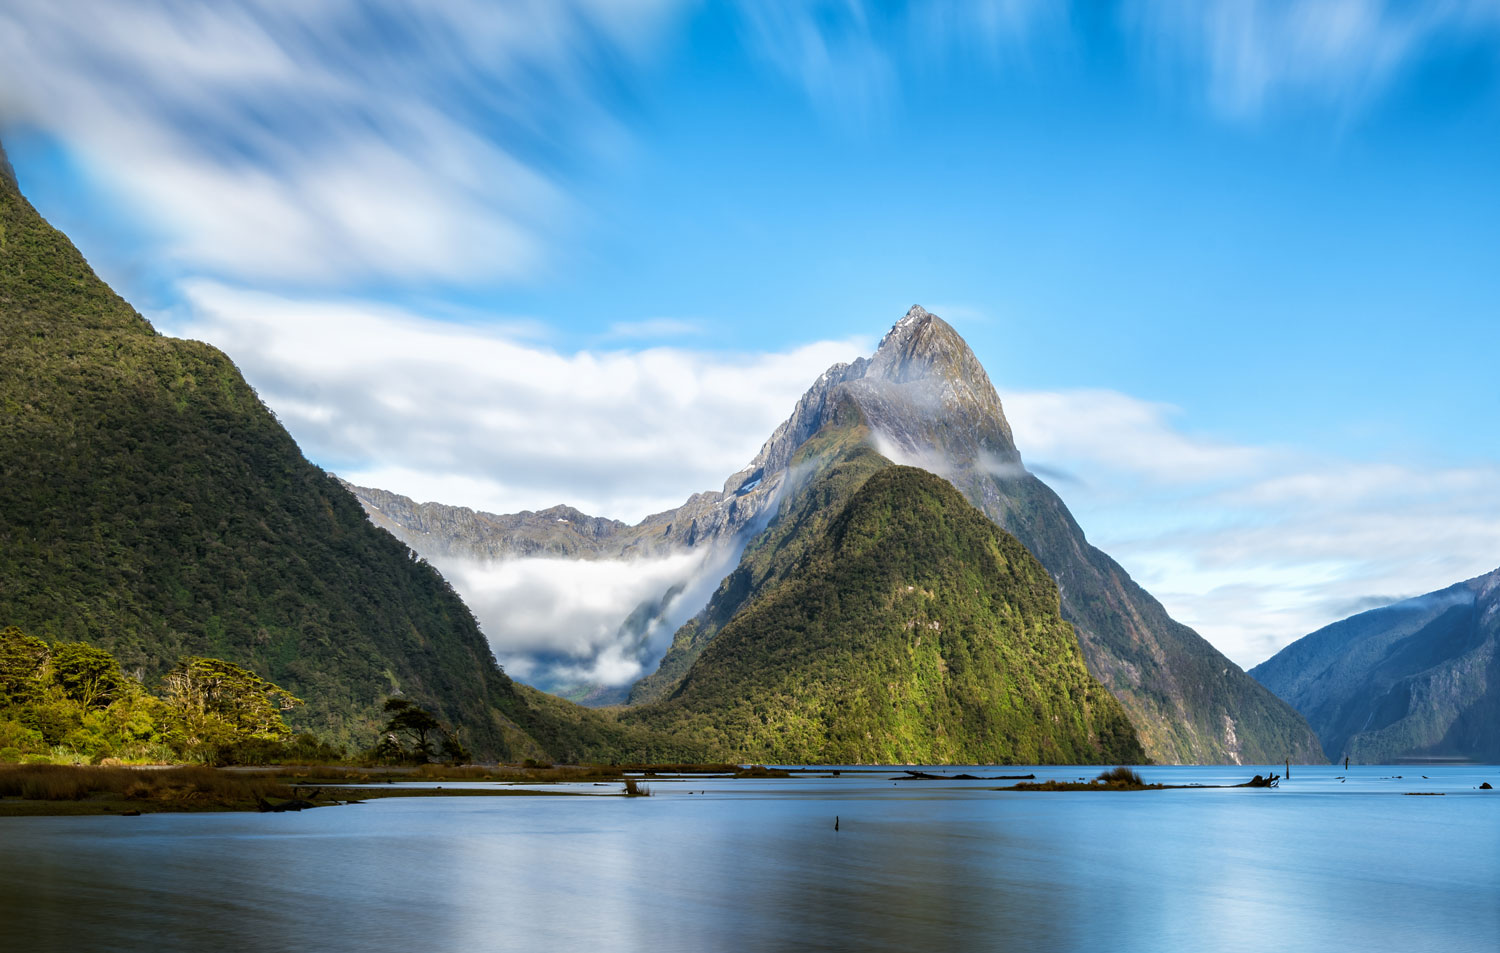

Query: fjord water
left=3, top=766, right=1495, bottom=953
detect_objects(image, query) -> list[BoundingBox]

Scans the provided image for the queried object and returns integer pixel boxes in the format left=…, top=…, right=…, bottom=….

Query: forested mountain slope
left=621, top=460, right=1143, bottom=765
left=0, top=143, right=642, bottom=760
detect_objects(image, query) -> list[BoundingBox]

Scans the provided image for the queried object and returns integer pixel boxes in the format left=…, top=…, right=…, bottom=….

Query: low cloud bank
left=435, top=544, right=740, bottom=689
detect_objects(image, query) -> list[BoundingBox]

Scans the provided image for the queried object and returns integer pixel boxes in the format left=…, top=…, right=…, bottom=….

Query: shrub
left=1095, top=766, right=1143, bottom=786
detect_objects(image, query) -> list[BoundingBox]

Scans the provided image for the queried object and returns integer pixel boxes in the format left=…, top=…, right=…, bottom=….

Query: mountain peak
left=869, top=305, right=978, bottom=385
left=876, top=303, right=939, bottom=351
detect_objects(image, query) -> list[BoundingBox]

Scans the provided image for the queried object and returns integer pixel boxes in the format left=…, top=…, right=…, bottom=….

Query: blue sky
left=2, top=1, right=1498, bottom=674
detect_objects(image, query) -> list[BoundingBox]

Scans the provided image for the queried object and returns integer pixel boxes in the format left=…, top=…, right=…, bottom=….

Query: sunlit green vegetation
left=0, top=625, right=341, bottom=764
left=622, top=463, right=1145, bottom=764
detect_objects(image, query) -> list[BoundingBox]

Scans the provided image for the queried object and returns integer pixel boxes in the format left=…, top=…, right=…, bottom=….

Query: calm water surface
left=2, top=764, right=1496, bottom=953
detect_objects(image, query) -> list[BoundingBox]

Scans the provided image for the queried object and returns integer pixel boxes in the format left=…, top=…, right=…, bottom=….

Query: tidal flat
left=3, top=764, right=1496, bottom=953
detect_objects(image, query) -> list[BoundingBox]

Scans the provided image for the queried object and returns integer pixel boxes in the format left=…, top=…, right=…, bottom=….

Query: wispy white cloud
left=1126, top=0, right=1500, bottom=119
left=735, top=0, right=897, bottom=126
left=5, top=0, right=1487, bottom=300
left=1004, top=386, right=1500, bottom=668
left=735, top=0, right=1058, bottom=124
left=0, top=0, right=680, bottom=287
left=909, top=0, right=1068, bottom=62
left=605, top=317, right=704, bottom=340
left=165, top=281, right=866, bottom=522
left=1005, top=389, right=1275, bottom=487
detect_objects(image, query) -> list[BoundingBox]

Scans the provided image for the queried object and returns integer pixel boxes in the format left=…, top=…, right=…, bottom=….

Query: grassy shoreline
left=1, top=763, right=1298, bottom=816
left=0, top=765, right=639, bottom=816
left=0, top=762, right=755, bottom=816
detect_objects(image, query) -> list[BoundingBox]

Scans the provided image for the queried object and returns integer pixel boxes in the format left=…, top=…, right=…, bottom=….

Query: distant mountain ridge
left=358, top=306, right=1324, bottom=765
left=1252, top=567, right=1500, bottom=763
left=347, top=485, right=632, bottom=560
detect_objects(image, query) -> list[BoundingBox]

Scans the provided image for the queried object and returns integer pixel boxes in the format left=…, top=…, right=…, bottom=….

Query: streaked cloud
left=0, top=0, right=679, bottom=287
left=605, top=317, right=704, bottom=340
left=739, top=0, right=1500, bottom=124
left=735, top=0, right=1058, bottom=124
left=1127, top=0, right=1500, bottom=119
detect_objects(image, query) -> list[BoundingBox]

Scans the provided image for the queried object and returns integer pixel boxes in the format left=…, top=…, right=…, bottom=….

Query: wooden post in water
left=1286, top=758, right=1291, bottom=780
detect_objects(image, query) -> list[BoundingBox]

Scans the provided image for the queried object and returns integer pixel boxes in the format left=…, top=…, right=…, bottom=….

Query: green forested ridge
left=0, top=158, right=644, bottom=761
left=622, top=463, right=1144, bottom=764
left=629, top=402, right=881, bottom=704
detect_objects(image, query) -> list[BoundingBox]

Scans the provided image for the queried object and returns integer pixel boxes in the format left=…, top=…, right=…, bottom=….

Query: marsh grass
left=1095, top=766, right=1144, bottom=786
left=733, top=765, right=792, bottom=778
left=622, top=776, right=651, bottom=797
left=0, top=764, right=292, bottom=802
left=236, top=763, right=631, bottom=785
left=0, top=761, right=743, bottom=804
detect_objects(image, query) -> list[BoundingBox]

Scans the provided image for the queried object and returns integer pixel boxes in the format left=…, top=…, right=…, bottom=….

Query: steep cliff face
left=1253, top=568, right=1500, bottom=763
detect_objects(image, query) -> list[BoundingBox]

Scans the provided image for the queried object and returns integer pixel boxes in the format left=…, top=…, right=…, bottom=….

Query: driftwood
left=1239, top=773, right=1280, bottom=788
left=256, top=796, right=317, bottom=813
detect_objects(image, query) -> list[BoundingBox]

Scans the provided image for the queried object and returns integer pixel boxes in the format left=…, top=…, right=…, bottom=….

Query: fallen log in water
left=1239, top=773, right=1280, bottom=788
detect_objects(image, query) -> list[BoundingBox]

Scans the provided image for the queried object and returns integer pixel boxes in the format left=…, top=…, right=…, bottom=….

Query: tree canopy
left=0, top=625, right=334, bottom=765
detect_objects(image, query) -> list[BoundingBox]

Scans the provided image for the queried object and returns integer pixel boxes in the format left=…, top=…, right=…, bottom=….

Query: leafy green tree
left=440, top=733, right=472, bottom=764
left=162, top=656, right=302, bottom=752
left=49, top=641, right=125, bottom=710
left=379, top=697, right=468, bottom=763
left=0, top=626, right=49, bottom=708
left=0, top=630, right=336, bottom=764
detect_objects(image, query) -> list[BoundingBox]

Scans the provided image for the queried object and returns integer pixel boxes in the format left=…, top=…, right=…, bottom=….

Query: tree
left=49, top=641, right=125, bottom=710
left=379, top=697, right=467, bottom=763
left=162, top=656, right=302, bottom=749
left=0, top=626, right=49, bottom=709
